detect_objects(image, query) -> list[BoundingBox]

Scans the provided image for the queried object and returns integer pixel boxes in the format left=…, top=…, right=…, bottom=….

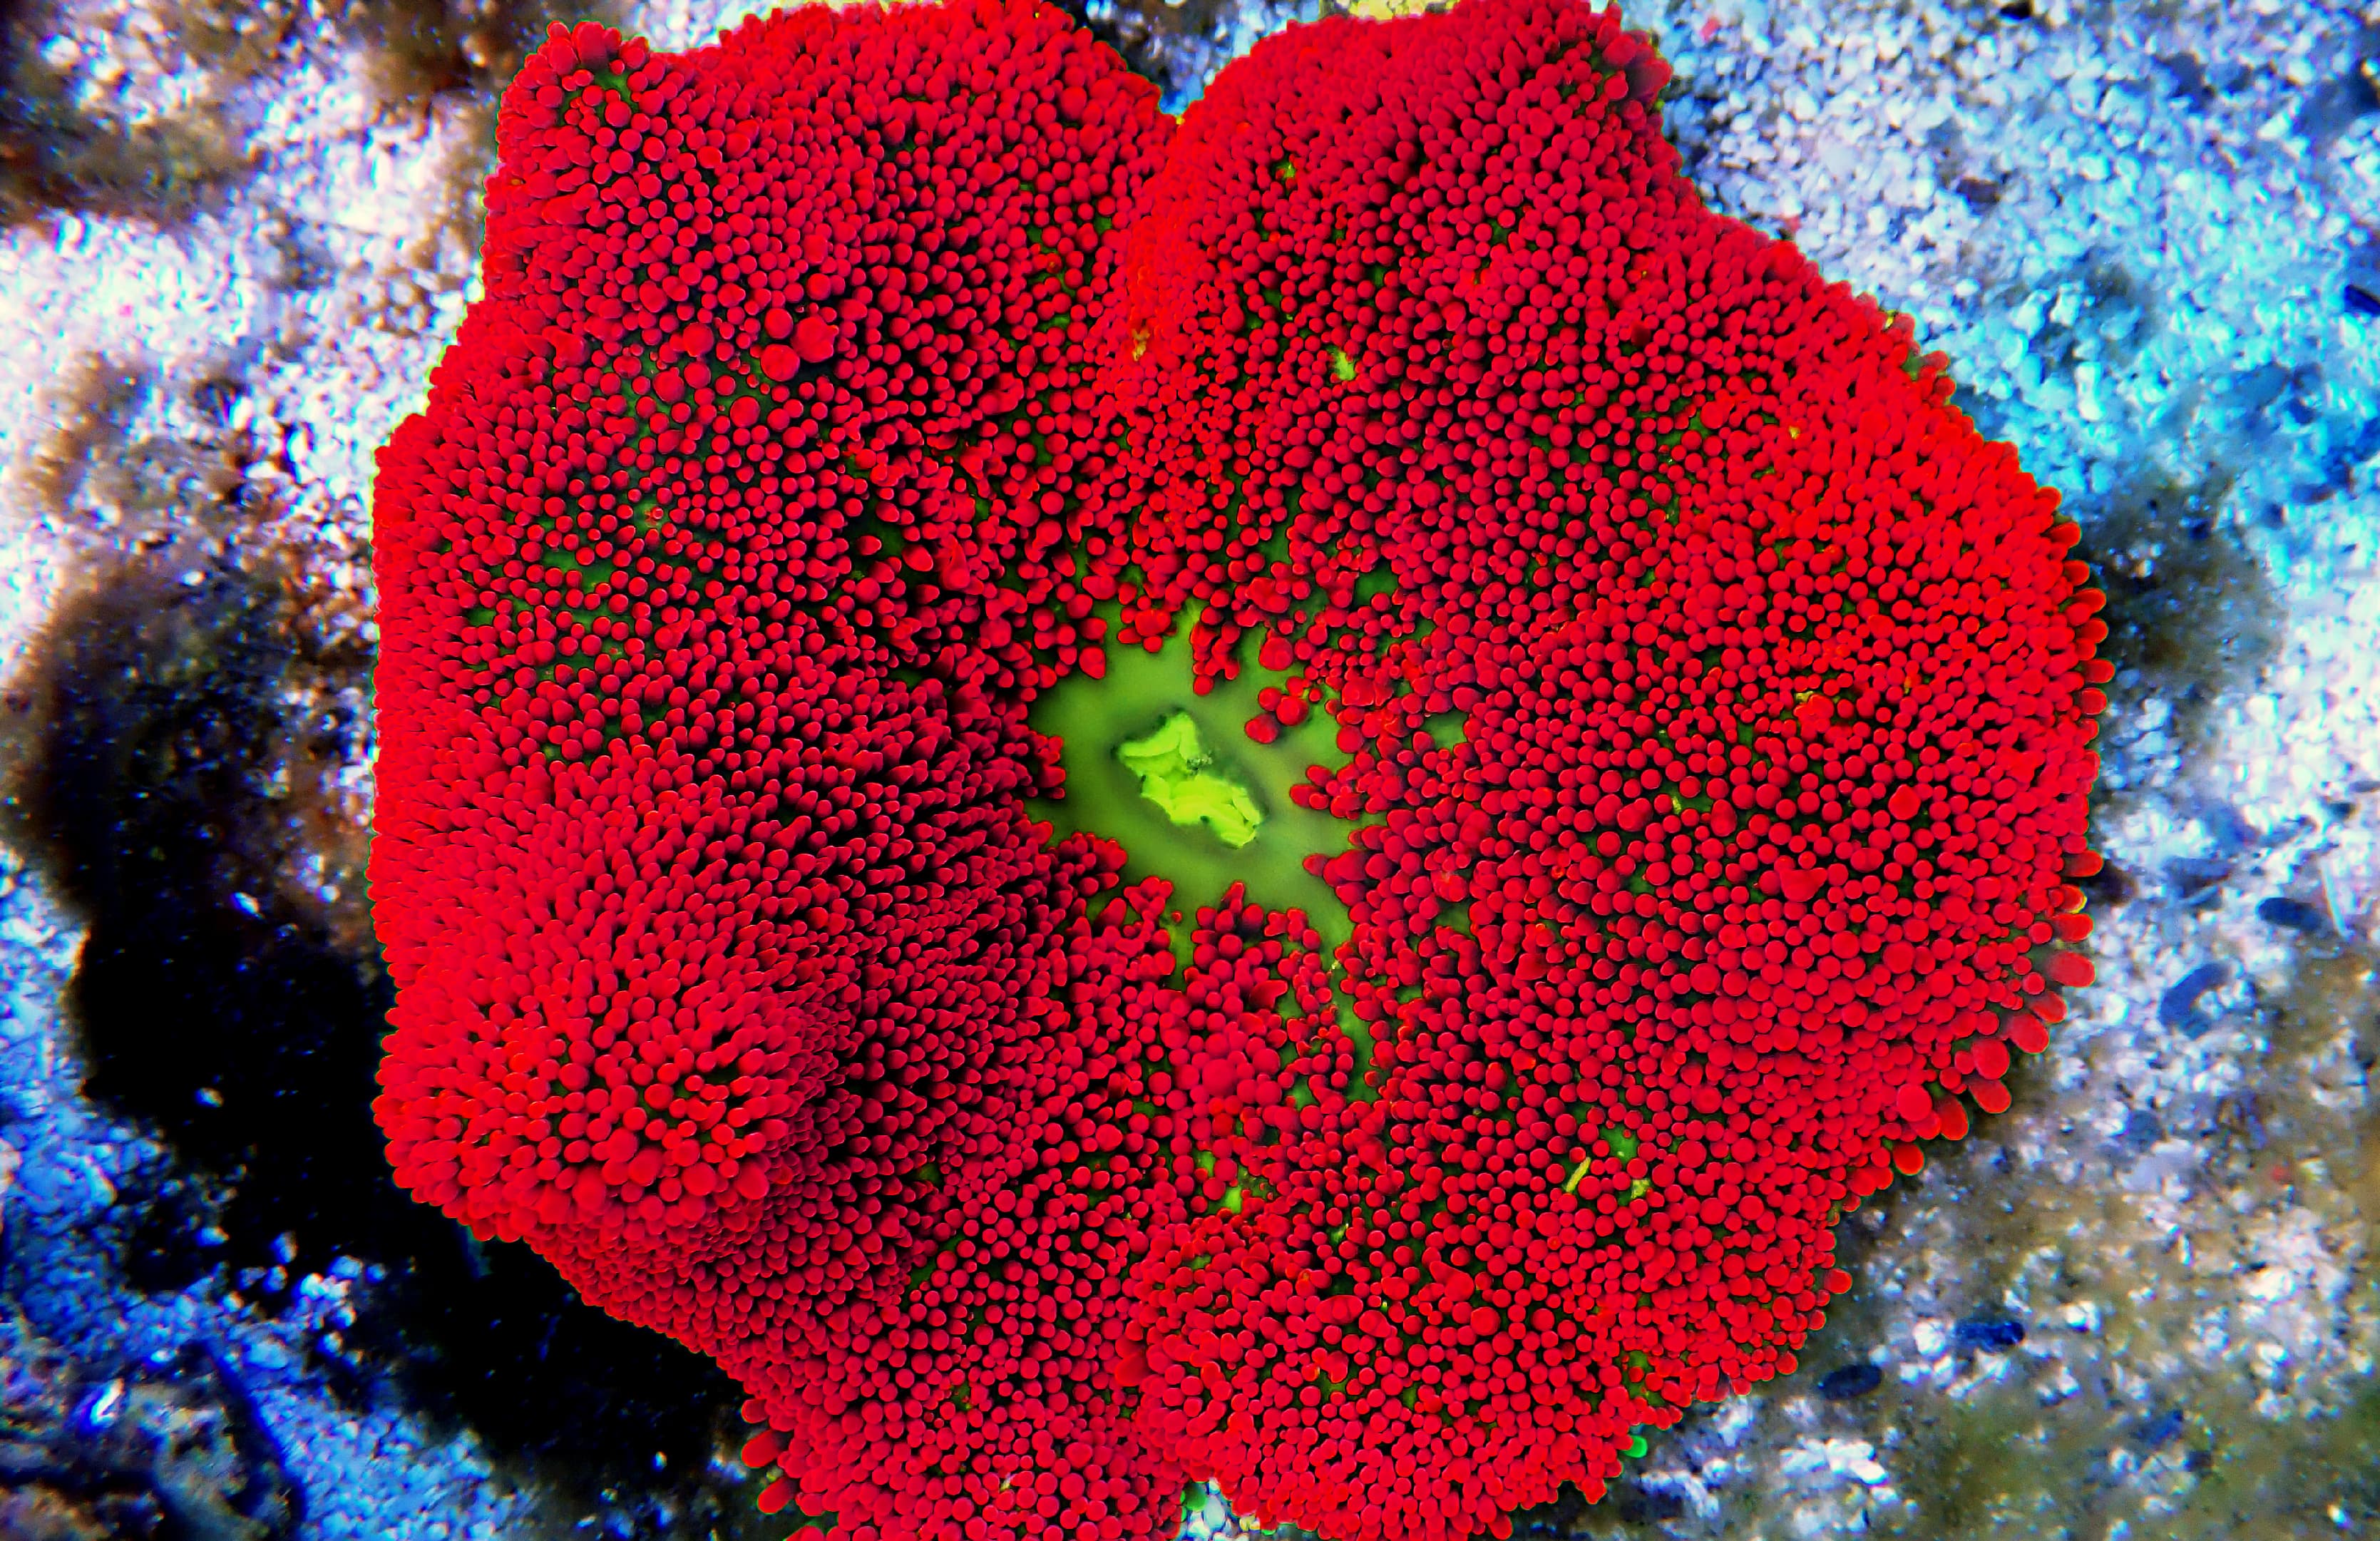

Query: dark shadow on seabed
left=0, top=551, right=770, bottom=1533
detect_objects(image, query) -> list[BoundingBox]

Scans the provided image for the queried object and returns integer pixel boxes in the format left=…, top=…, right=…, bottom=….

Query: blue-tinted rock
left=1817, top=1363, right=1884, bottom=1400
left=2159, top=963, right=2230, bottom=1028
left=2195, top=800, right=2260, bottom=849
left=2164, top=856, right=2233, bottom=901
left=1954, top=1318, right=2027, bottom=1352
left=2256, top=896, right=2331, bottom=933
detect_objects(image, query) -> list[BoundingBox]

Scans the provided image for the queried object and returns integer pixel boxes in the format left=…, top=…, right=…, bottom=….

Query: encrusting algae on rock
left=366, top=2, right=2107, bottom=1538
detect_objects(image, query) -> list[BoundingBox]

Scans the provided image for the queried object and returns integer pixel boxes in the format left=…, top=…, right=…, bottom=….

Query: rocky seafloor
left=0, top=0, right=2374, bottom=1537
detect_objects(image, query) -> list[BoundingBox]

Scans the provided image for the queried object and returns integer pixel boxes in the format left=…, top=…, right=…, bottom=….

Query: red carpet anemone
left=369, top=2, right=2108, bottom=1538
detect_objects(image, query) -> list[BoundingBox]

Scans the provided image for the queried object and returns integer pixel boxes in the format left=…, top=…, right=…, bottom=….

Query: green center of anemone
left=1027, top=604, right=1356, bottom=972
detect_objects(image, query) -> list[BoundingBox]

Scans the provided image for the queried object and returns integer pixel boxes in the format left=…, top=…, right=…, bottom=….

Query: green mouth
left=1115, top=712, right=1265, bottom=849
left=1027, top=600, right=1355, bottom=968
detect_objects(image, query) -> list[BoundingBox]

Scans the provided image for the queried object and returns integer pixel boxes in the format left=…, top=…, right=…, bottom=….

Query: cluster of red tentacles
left=369, top=2, right=2106, bottom=1539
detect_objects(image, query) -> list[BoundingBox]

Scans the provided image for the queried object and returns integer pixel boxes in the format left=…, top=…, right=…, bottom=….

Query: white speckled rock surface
left=0, top=1, right=2374, bottom=1537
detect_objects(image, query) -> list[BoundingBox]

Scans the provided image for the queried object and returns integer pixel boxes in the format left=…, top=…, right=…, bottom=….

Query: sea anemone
left=370, top=2, right=2105, bottom=1538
